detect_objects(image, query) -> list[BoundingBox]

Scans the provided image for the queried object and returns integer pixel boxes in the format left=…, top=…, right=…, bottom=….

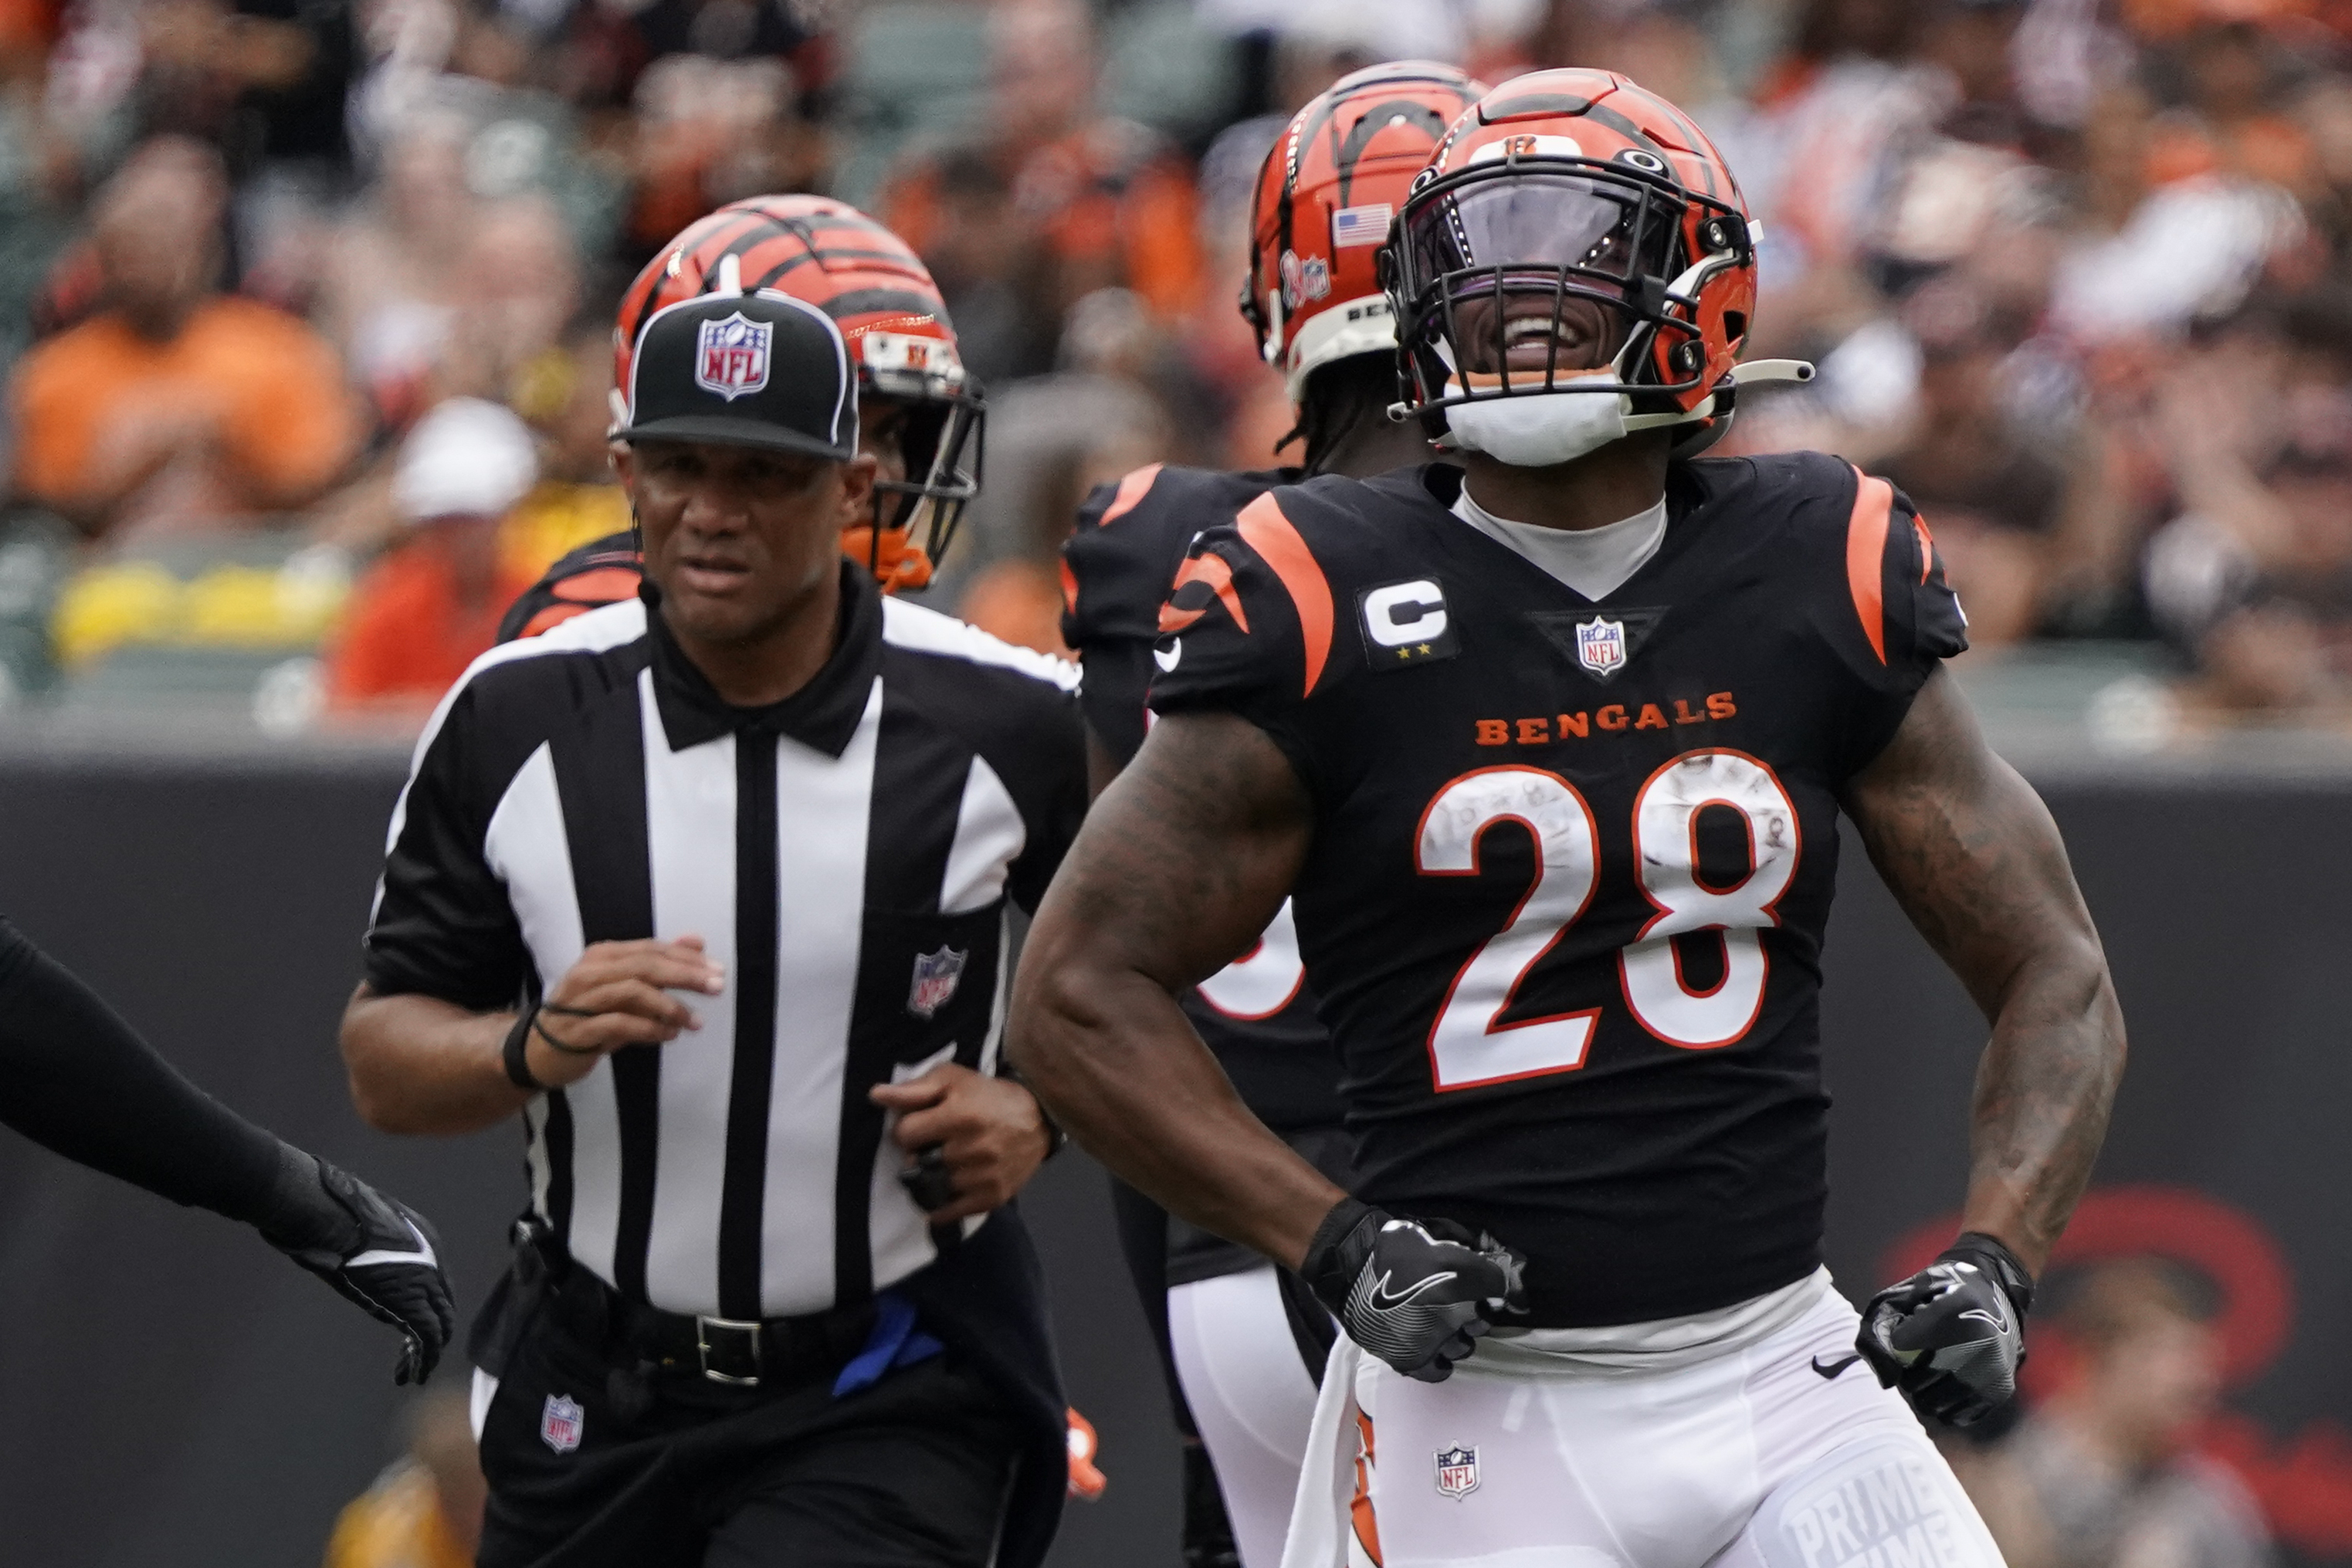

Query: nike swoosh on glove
left=256, top=1146, right=457, bottom=1385
left=1302, top=1197, right=1528, bottom=1383
left=1856, top=1231, right=2035, bottom=1427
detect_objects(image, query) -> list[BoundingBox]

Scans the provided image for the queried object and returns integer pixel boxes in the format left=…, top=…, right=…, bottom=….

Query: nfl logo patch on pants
left=1435, top=1444, right=1479, bottom=1499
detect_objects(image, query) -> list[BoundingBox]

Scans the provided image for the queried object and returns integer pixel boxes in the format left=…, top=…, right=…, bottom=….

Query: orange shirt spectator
left=11, top=296, right=361, bottom=535
left=328, top=397, right=540, bottom=713
left=6, top=137, right=359, bottom=540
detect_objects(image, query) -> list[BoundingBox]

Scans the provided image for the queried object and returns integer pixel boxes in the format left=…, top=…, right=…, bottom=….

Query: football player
left=1011, top=70, right=2125, bottom=1568
left=1057, top=62, right=1483, bottom=1568
left=498, top=193, right=981, bottom=640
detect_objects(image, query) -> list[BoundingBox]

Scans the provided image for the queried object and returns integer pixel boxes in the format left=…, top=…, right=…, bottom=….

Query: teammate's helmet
left=1387, top=70, right=1765, bottom=461
left=612, top=195, right=980, bottom=590
left=1241, top=61, right=1487, bottom=406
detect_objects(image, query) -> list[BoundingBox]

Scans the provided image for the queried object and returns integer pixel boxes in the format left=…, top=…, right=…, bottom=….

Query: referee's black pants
left=476, top=1311, right=1017, bottom=1568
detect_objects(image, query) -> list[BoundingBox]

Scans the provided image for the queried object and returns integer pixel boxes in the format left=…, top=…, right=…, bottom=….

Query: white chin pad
left=1445, top=374, right=1632, bottom=467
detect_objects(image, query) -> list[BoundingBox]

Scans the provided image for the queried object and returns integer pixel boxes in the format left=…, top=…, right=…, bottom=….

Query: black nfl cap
left=622, top=290, right=859, bottom=460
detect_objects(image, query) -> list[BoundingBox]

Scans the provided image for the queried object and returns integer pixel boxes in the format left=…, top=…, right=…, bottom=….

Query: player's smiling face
left=618, top=436, right=876, bottom=646
left=1452, top=291, right=1627, bottom=384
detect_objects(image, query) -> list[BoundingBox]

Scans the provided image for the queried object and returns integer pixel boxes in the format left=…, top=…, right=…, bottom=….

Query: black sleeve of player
left=362, top=687, right=534, bottom=1011
left=1834, top=475, right=1972, bottom=779
left=0, top=916, right=286, bottom=1220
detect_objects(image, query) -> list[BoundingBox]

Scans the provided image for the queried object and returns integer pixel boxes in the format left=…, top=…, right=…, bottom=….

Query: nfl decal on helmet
left=1242, top=61, right=1488, bottom=405
left=613, top=194, right=983, bottom=591
left=1385, top=69, right=1815, bottom=466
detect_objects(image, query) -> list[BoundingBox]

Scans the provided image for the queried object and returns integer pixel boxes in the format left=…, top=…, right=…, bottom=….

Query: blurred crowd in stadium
left=1, top=0, right=2350, bottom=733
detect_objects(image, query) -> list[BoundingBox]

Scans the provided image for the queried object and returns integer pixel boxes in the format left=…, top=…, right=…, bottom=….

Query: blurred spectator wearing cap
left=323, top=1388, right=486, bottom=1568
left=326, top=395, right=539, bottom=713
left=5, top=135, right=360, bottom=541
left=1948, top=1259, right=2272, bottom=1568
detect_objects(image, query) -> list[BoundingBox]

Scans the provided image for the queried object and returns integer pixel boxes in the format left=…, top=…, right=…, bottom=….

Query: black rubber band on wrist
left=502, top=1011, right=547, bottom=1092
left=999, top=1067, right=1069, bottom=1161
left=532, top=1014, right=600, bottom=1056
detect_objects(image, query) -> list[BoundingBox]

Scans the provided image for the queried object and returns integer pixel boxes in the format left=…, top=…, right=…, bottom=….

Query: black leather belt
left=517, top=1220, right=876, bottom=1389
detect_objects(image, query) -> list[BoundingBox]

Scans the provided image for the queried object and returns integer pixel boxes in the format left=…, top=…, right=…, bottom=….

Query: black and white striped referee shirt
left=361, top=565, right=1086, bottom=1321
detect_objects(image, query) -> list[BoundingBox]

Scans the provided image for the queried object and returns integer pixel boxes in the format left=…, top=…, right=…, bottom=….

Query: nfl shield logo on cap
left=541, top=1393, right=585, bottom=1453
left=695, top=312, right=771, bottom=401
left=1434, top=1444, right=1480, bottom=1499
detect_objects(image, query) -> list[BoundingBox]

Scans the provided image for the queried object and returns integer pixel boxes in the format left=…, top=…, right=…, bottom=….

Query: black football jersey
left=1062, top=463, right=1344, bottom=1136
left=1147, top=454, right=1969, bottom=1327
left=496, top=530, right=642, bottom=643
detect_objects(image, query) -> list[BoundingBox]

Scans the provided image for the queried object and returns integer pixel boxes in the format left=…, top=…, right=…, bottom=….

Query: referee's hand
left=870, top=1065, right=1054, bottom=1224
left=525, top=936, right=726, bottom=1089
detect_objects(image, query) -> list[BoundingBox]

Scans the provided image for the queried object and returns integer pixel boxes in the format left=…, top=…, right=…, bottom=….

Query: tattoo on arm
left=1842, top=669, right=2127, bottom=1275
left=1009, top=711, right=1345, bottom=1268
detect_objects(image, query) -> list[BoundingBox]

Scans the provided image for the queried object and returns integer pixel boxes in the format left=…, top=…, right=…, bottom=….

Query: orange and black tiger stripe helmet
left=1241, top=62, right=1487, bottom=406
left=613, top=195, right=981, bottom=591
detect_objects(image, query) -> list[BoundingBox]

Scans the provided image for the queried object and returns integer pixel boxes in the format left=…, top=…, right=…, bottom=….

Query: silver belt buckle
left=696, top=1315, right=764, bottom=1386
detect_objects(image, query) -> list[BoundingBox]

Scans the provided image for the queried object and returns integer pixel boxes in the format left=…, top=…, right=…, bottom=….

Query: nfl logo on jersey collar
left=1576, top=616, right=1625, bottom=677
left=1435, top=1443, right=1480, bottom=1499
left=1527, top=607, right=1668, bottom=683
left=695, top=312, right=771, bottom=401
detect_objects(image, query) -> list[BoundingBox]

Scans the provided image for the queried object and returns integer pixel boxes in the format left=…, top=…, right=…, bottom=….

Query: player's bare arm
left=1841, top=666, right=2126, bottom=1423
left=339, top=936, right=724, bottom=1135
left=1011, top=710, right=1342, bottom=1270
left=1842, top=667, right=2127, bottom=1274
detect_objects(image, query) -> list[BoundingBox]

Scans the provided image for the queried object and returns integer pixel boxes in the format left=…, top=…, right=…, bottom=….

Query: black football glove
left=1856, top=1231, right=2034, bottom=1427
left=254, top=1146, right=456, bottom=1385
left=1302, top=1197, right=1528, bottom=1383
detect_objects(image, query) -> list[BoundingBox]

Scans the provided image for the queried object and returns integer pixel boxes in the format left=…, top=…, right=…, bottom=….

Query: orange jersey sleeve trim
left=1096, top=463, right=1164, bottom=528
left=1235, top=491, right=1334, bottom=697
left=1845, top=468, right=1893, bottom=665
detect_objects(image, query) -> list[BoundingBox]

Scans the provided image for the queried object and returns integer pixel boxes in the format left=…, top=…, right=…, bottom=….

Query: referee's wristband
left=502, top=1010, right=547, bottom=1092
left=1004, top=1069, right=1068, bottom=1161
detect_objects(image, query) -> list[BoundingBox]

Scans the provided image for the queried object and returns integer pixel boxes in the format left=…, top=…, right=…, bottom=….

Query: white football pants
left=1290, top=1273, right=2005, bottom=1568
left=1171, top=1265, right=1326, bottom=1568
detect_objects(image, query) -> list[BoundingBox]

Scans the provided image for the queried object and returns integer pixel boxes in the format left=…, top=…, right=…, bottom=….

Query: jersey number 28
left=1415, top=751, right=1799, bottom=1091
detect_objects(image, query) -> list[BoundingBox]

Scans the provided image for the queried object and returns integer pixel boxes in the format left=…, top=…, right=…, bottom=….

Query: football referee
left=337, top=282, right=1086, bottom=1567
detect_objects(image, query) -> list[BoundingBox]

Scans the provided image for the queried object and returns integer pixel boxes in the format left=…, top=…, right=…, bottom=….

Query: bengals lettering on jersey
left=1146, top=455, right=1966, bottom=1327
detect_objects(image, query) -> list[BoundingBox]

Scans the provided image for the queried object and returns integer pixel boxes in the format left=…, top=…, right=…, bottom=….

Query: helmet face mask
left=1386, top=71, right=1762, bottom=458
left=1397, top=154, right=1746, bottom=416
left=860, top=384, right=984, bottom=581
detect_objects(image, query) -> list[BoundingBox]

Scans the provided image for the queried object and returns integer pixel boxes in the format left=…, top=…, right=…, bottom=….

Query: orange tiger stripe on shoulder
left=1234, top=492, right=1333, bottom=696
left=1845, top=468, right=1894, bottom=665
left=1158, top=552, right=1249, bottom=635
left=1096, top=464, right=1164, bottom=528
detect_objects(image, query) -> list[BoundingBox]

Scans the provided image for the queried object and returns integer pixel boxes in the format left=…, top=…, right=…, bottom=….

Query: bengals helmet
left=1388, top=70, right=1808, bottom=458
left=612, top=195, right=980, bottom=591
left=1242, top=61, right=1486, bottom=405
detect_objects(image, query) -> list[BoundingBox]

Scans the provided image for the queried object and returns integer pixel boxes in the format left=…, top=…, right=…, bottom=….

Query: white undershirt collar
left=1449, top=484, right=1669, bottom=602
